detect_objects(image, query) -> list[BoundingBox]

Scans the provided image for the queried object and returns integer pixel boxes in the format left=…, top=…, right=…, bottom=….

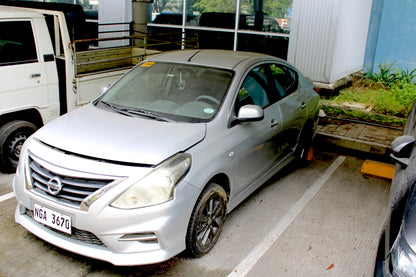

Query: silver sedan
left=13, top=50, right=320, bottom=265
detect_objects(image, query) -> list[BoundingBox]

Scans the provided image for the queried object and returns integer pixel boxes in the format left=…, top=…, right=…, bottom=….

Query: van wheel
left=186, top=183, right=227, bottom=257
left=0, top=121, right=37, bottom=173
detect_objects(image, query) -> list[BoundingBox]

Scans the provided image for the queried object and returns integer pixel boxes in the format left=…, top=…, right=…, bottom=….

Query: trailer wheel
left=0, top=121, right=37, bottom=173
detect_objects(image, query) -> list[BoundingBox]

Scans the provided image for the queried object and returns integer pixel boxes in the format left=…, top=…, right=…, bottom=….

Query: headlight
left=391, top=226, right=416, bottom=277
left=111, top=153, right=191, bottom=209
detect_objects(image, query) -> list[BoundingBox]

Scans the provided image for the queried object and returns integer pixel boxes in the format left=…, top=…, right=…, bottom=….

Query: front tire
left=0, top=120, right=37, bottom=173
left=186, top=183, right=227, bottom=257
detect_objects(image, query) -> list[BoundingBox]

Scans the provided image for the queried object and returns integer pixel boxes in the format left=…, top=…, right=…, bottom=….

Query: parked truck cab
left=0, top=7, right=60, bottom=173
left=0, top=5, right=160, bottom=173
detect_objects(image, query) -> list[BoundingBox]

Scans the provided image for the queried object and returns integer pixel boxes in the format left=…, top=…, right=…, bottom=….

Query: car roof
left=148, top=49, right=275, bottom=70
left=0, top=5, right=44, bottom=19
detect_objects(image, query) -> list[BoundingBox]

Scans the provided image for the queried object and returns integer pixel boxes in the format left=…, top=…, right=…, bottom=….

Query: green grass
left=320, top=105, right=407, bottom=127
left=328, top=82, right=416, bottom=118
left=322, top=63, right=416, bottom=127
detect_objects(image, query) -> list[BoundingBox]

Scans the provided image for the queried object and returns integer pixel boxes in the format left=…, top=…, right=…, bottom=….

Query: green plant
left=396, top=68, right=416, bottom=85
left=365, top=61, right=397, bottom=87
left=365, top=61, right=416, bottom=88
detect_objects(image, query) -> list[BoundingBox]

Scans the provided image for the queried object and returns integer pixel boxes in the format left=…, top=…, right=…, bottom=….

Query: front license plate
left=33, top=204, right=72, bottom=234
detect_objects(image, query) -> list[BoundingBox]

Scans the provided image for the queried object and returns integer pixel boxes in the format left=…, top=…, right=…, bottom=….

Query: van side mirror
left=391, top=135, right=416, bottom=168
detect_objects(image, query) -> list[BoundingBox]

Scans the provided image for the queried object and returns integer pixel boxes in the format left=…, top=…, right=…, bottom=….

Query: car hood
left=33, top=104, right=206, bottom=165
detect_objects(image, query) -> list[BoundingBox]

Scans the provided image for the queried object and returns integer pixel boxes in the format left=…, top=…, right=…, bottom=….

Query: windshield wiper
left=99, top=101, right=132, bottom=117
left=121, top=108, right=175, bottom=122
left=99, top=101, right=175, bottom=122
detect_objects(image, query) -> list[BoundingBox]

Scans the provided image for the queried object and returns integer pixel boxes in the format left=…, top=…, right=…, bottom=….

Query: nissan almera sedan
left=13, top=50, right=320, bottom=265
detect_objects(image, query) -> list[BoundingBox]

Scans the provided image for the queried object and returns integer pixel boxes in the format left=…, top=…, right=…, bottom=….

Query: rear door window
left=269, top=64, right=298, bottom=98
left=0, top=21, right=38, bottom=66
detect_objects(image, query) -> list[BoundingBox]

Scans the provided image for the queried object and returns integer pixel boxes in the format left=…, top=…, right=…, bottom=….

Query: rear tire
left=295, top=125, right=314, bottom=162
left=186, top=183, right=227, bottom=257
left=0, top=120, right=37, bottom=173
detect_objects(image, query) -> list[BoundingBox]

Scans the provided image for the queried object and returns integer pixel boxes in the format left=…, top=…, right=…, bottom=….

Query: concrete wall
left=364, top=0, right=416, bottom=73
left=288, top=0, right=372, bottom=84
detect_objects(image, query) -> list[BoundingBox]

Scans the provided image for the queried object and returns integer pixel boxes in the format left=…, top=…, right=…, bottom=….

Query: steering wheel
left=195, top=95, right=220, bottom=106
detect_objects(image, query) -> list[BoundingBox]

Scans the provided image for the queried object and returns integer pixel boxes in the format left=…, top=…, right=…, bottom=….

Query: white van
left=0, top=6, right=159, bottom=172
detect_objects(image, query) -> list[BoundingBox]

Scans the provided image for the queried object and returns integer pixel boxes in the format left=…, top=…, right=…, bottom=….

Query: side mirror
left=228, top=105, right=264, bottom=128
left=237, top=105, right=264, bottom=122
left=391, top=135, right=416, bottom=168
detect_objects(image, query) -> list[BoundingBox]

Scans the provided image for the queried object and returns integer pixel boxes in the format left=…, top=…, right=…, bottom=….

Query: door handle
left=300, top=102, right=307, bottom=109
left=30, top=73, right=41, bottom=78
left=270, top=119, right=279, bottom=128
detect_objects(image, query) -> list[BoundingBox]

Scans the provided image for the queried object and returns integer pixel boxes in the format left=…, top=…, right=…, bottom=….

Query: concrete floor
left=0, top=151, right=390, bottom=276
left=0, top=173, right=13, bottom=195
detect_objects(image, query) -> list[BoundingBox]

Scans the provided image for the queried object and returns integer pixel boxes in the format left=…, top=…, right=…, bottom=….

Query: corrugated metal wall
left=288, top=0, right=372, bottom=84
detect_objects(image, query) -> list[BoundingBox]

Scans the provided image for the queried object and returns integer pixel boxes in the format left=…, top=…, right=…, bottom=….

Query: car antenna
left=187, top=50, right=201, bottom=62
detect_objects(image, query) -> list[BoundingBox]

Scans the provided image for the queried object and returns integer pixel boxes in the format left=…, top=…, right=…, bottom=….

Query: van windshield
left=97, top=62, right=233, bottom=123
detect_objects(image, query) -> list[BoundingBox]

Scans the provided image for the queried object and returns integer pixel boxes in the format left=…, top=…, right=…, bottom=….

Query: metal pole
left=182, top=0, right=187, bottom=49
left=234, top=0, right=241, bottom=51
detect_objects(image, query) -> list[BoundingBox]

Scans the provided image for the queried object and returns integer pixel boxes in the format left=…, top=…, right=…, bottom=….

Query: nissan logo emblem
left=47, top=176, right=63, bottom=195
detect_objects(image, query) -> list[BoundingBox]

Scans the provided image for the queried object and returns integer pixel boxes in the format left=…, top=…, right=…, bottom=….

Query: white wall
left=288, top=0, right=372, bottom=84
left=98, top=0, right=132, bottom=48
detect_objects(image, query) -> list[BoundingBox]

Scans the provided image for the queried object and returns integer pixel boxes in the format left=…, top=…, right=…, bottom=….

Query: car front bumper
left=14, top=180, right=199, bottom=266
left=13, top=141, right=200, bottom=266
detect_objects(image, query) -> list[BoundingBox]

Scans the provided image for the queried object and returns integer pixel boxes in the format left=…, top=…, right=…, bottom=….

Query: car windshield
left=97, top=62, right=233, bottom=123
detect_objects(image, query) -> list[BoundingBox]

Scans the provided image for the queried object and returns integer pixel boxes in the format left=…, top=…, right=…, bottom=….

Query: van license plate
left=33, top=204, right=72, bottom=234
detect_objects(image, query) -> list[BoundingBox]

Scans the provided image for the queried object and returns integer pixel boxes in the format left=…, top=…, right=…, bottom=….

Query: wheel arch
left=295, top=117, right=317, bottom=147
left=302, top=117, right=316, bottom=139
left=0, top=119, right=39, bottom=172
left=0, top=109, right=44, bottom=129
left=205, top=173, right=231, bottom=201
left=185, top=172, right=231, bottom=221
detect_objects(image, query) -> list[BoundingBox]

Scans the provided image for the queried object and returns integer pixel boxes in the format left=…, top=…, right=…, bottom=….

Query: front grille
left=26, top=209, right=105, bottom=246
left=28, top=155, right=115, bottom=208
